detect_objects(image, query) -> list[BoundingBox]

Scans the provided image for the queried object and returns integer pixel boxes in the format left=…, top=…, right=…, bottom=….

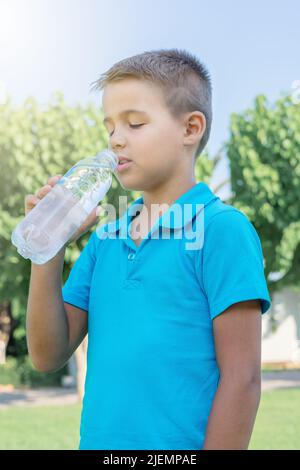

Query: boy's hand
left=24, top=174, right=103, bottom=246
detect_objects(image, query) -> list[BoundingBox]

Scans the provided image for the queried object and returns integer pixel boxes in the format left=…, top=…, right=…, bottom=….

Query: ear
left=183, top=111, right=206, bottom=146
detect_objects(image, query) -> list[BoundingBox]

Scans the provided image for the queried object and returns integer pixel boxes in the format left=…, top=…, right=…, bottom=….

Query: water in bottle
left=11, top=149, right=119, bottom=265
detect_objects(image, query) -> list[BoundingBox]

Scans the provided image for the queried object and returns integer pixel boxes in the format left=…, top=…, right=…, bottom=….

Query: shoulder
left=205, top=199, right=256, bottom=233
left=203, top=200, right=263, bottom=253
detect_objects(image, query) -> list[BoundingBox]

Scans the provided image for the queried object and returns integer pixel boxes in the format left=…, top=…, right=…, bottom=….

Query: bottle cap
left=95, top=149, right=119, bottom=170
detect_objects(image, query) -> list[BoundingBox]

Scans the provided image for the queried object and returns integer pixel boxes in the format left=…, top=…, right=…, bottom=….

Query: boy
left=26, top=49, right=271, bottom=450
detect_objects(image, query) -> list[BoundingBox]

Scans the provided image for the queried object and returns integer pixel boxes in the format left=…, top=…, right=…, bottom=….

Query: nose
left=109, top=129, right=126, bottom=151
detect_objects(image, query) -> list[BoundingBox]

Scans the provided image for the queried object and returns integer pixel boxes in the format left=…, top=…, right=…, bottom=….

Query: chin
left=115, top=174, right=147, bottom=192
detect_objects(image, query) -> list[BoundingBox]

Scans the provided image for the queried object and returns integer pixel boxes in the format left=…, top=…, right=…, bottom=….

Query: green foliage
left=0, top=356, right=67, bottom=388
left=195, top=150, right=215, bottom=184
left=226, top=93, right=300, bottom=293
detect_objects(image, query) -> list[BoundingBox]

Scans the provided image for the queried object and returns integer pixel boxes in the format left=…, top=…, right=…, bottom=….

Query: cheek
left=133, top=123, right=181, bottom=168
left=141, top=127, right=173, bottom=154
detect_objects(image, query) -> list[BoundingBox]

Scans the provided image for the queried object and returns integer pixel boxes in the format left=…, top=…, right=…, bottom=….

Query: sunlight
left=0, top=0, right=42, bottom=81
left=0, top=0, right=41, bottom=69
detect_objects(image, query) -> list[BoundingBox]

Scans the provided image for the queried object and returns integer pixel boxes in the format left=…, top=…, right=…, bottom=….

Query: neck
left=142, top=174, right=197, bottom=213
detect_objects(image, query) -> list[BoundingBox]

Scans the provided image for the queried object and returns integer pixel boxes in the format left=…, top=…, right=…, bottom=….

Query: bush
left=0, top=355, right=68, bottom=388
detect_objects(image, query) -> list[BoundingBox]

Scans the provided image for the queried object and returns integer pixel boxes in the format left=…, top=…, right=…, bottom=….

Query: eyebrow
left=103, top=109, right=147, bottom=125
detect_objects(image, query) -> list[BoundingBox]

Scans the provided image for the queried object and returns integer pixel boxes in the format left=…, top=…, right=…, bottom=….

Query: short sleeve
left=202, top=209, right=271, bottom=320
left=61, top=231, right=98, bottom=312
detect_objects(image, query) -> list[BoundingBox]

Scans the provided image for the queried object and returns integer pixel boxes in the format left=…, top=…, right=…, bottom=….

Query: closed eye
left=108, top=123, right=144, bottom=137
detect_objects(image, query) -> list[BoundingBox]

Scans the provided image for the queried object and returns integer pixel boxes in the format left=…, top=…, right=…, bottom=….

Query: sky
left=0, top=0, right=299, bottom=199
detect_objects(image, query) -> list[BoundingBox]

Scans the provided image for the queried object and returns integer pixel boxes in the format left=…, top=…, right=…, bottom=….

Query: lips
left=116, top=155, right=133, bottom=172
left=118, top=155, right=132, bottom=164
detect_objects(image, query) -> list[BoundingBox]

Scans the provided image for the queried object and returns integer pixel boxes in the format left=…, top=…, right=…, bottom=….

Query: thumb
left=95, top=206, right=103, bottom=217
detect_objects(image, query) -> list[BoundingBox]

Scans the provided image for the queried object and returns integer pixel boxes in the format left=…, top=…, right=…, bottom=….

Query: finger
left=76, top=207, right=101, bottom=235
left=35, top=184, right=52, bottom=199
left=24, top=194, right=40, bottom=214
left=68, top=207, right=103, bottom=244
left=81, top=211, right=98, bottom=232
left=95, top=206, right=104, bottom=217
left=25, top=194, right=40, bottom=206
left=91, top=205, right=105, bottom=222
left=47, top=174, right=63, bottom=186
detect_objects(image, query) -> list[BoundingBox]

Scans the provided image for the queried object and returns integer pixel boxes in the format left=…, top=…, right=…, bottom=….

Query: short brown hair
left=90, top=48, right=212, bottom=159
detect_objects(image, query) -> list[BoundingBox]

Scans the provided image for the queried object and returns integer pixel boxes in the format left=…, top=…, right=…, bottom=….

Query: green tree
left=226, top=93, right=300, bottom=295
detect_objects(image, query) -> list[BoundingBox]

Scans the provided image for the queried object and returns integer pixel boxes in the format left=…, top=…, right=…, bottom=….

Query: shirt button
left=128, top=253, right=136, bottom=260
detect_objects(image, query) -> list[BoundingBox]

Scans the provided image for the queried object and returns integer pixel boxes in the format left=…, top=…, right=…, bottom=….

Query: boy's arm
left=25, top=174, right=99, bottom=373
left=202, top=299, right=262, bottom=450
left=27, top=246, right=87, bottom=373
left=27, top=246, right=70, bottom=372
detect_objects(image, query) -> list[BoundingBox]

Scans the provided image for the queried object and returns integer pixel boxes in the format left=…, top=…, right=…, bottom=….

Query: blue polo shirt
left=61, top=181, right=271, bottom=450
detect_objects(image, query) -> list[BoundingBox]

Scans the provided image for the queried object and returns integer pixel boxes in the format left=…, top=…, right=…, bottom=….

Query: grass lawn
left=0, top=404, right=82, bottom=450
left=249, top=388, right=300, bottom=450
left=0, top=389, right=299, bottom=450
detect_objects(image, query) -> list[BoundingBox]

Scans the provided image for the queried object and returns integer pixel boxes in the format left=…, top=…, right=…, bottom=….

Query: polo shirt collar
left=100, top=182, right=219, bottom=236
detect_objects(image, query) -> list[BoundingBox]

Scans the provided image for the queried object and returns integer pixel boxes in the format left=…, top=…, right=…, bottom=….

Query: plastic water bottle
left=11, top=148, right=119, bottom=265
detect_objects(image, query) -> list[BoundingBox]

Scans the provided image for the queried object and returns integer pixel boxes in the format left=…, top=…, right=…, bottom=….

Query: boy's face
left=102, top=78, right=191, bottom=191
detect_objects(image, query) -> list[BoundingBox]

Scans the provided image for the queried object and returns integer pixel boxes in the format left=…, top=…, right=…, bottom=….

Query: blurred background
left=0, top=0, right=300, bottom=450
